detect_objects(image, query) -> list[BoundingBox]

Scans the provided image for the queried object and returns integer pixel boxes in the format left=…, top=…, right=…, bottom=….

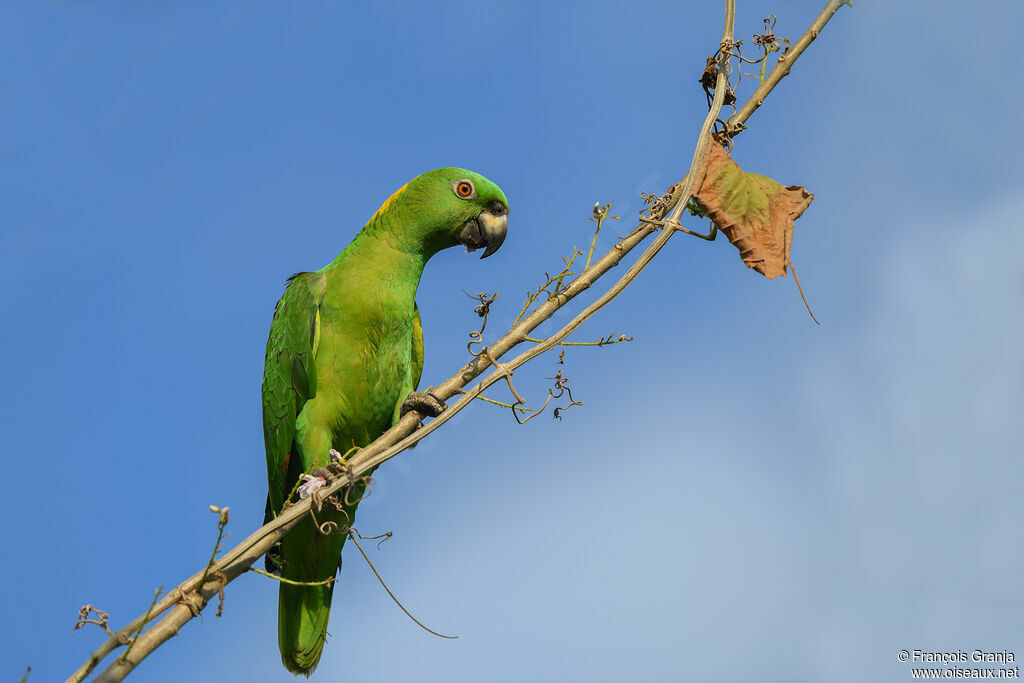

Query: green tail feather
left=275, top=487, right=360, bottom=675
left=278, top=581, right=334, bottom=676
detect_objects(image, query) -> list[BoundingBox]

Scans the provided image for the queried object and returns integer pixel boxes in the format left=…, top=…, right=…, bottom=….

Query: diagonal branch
left=68, top=2, right=849, bottom=681
left=726, top=0, right=850, bottom=137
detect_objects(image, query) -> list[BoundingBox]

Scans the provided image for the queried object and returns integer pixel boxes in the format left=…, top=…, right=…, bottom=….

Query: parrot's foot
left=400, top=391, right=447, bottom=418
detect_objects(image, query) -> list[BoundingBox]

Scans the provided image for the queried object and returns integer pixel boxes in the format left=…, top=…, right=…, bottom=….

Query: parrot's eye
left=453, top=179, right=476, bottom=200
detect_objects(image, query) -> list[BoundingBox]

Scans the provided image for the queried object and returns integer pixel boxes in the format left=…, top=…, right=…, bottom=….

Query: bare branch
left=726, top=0, right=849, bottom=137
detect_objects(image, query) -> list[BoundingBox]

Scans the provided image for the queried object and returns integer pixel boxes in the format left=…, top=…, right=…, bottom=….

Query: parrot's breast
left=313, top=296, right=415, bottom=446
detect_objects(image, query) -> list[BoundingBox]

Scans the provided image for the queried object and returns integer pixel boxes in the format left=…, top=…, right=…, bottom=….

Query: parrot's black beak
left=458, top=201, right=508, bottom=259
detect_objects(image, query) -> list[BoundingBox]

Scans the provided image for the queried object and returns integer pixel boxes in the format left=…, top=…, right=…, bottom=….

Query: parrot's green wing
left=387, top=302, right=425, bottom=434
left=262, top=272, right=324, bottom=519
left=411, top=303, right=424, bottom=395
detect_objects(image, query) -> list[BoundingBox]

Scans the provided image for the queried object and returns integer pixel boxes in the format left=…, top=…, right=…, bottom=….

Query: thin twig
left=522, top=334, right=632, bottom=347
left=74, top=606, right=115, bottom=638
left=586, top=202, right=618, bottom=270
left=513, top=249, right=581, bottom=326
left=455, top=389, right=535, bottom=413
left=247, top=567, right=337, bottom=587
left=348, top=530, right=457, bottom=640
left=118, top=588, right=162, bottom=665
left=726, top=0, right=849, bottom=137
left=195, top=508, right=230, bottom=598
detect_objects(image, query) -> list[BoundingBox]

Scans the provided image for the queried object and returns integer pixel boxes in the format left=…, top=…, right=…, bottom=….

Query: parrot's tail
left=278, top=581, right=334, bottom=676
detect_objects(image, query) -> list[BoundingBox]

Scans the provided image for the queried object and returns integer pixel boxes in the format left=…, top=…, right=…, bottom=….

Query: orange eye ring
left=453, top=179, right=476, bottom=200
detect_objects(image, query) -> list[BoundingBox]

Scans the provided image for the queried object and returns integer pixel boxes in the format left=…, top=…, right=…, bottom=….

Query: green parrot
left=261, top=167, right=509, bottom=675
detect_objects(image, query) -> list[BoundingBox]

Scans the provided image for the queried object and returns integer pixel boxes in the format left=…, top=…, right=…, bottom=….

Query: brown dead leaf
left=692, top=135, right=813, bottom=278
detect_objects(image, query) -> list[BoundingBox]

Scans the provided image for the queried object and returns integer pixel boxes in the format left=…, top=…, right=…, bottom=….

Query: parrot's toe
left=400, top=391, right=447, bottom=418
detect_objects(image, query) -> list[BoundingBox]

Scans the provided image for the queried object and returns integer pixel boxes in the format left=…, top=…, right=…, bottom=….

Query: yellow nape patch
left=371, top=181, right=410, bottom=221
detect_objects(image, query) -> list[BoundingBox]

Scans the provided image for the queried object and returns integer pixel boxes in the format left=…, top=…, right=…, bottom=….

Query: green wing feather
left=389, top=302, right=425, bottom=426
left=262, top=272, right=323, bottom=519
left=411, top=302, right=424, bottom=395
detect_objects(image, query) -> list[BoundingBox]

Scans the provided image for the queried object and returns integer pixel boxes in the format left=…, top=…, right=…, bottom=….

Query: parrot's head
left=375, top=167, right=509, bottom=259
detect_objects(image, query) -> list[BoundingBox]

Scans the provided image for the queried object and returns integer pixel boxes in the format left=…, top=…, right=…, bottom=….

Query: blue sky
left=2, top=2, right=1022, bottom=682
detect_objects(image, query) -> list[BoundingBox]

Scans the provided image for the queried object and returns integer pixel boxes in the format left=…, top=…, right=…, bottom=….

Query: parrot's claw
left=400, top=391, right=447, bottom=419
